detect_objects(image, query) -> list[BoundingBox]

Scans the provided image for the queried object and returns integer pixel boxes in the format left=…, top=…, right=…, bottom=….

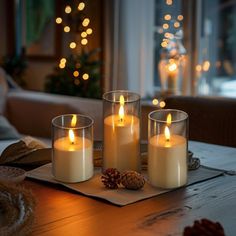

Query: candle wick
left=71, top=141, right=74, bottom=145
left=119, top=116, right=124, bottom=123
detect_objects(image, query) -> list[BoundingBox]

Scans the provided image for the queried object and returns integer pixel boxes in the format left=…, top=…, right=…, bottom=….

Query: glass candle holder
left=103, top=90, right=141, bottom=172
left=148, top=109, right=188, bottom=189
left=52, top=114, right=94, bottom=183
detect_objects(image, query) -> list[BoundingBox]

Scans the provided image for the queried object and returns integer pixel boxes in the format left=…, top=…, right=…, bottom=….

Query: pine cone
left=183, top=218, right=225, bottom=236
left=121, top=171, right=145, bottom=190
left=101, top=168, right=121, bottom=189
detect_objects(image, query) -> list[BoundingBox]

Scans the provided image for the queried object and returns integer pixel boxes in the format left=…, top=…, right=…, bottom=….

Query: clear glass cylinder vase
left=158, top=29, right=187, bottom=96
left=148, top=109, right=188, bottom=189
left=52, top=114, right=94, bottom=183
left=103, top=90, right=141, bottom=172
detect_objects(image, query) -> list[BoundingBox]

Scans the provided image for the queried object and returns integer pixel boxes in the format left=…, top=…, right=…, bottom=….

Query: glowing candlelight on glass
left=166, top=113, right=172, bottom=126
left=52, top=114, right=93, bottom=183
left=71, top=115, right=77, bottom=127
left=103, top=91, right=140, bottom=172
left=148, top=110, right=188, bottom=189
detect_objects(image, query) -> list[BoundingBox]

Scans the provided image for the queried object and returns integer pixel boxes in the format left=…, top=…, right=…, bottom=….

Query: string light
left=86, top=28, right=93, bottom=35
left=64, top=26, right=70, bottom=33
left=82, top=73, right=89, bottom=80
left=69, top=42, right=76, bottom=49
left=81, top=38, right=88, bottom=45
left=166, top=0, right=172, bottom=5
left=82, top=18, right=90, bottom=27
left=177, top=15, right=184, bottom=21
left=73, top=71, right=79, bottom=77
left=55, top=3, right=94, bottom=85
left=196, top=64, right=202, bottom=72
left=152, top=99, right=159, bottom=105
left=81, top=32, right=87, bottom=38
left=164, top=32, right=170, bottom=38
left=60, top=58, right=66, bottom=64
left=174, top=21, right=180, bottom=28
left=55, top=17, right=62, bottom=24
left=74, top=79, right=80, bottom=85
left=65, top=5, right=72, bottom=14
left=161, top=42, right=168, bottom=47
left=163, top=23, right=169, bottom=29
left=59, top=57, right=66, bottom=69
left=78, top=2, right=85, bottom=11
left=203, top=61, right=210, bottom=71
left=164, top=14, right=171, bottom=20
left=59, top=63, right=65, bottom=69
left=160, top=101, right=166, bottom=108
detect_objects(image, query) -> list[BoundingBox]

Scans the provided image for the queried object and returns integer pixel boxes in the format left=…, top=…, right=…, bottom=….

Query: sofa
left=1, top=65, right=236, bottom=148
left=3, top=90, right=103, bottom=141
left=142, top=96, right=236, bottom=147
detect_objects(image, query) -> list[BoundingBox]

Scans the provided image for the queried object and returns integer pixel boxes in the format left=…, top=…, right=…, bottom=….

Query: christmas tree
left=45, top=1, right=102, bottom=99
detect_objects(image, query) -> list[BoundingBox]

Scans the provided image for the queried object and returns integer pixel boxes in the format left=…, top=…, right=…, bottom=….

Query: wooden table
left=24, top=141, right=236, bottom=236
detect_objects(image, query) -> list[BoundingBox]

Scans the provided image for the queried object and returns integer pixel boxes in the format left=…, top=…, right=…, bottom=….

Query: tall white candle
left=103, top=114, right=140, bottom=172
left=148, top=132, right=187, bottom=189
left=53, top=135, right=93, bottom=183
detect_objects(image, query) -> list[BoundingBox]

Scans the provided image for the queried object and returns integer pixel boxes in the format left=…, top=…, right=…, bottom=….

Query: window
left=195, top=0, right=236, bottom=97
left=153, top=0, right=236, bottom=98
left=154, top=0, right=186, bottom=96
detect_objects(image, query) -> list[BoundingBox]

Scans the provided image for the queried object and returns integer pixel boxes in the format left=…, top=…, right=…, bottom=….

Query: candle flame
left=164, top=126, right=170, bottom=141
left=69, top=129, right=75, bottom=144
left=119, top=95, right=125, bottom=122
left=71, top=115, right=77, bottom=127
left=166, top=113, right=172, bottom=125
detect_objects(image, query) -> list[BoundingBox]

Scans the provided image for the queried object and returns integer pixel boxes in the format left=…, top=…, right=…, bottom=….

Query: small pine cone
left=101, top=168, right=121, bottom=189
left=183, top=218, right=225, bottom=236
left=121, top=171, right=145, bottom=190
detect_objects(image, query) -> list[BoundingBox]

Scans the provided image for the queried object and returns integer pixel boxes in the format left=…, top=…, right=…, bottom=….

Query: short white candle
left=148, top=131, right=187, bottom=189
left=103, top=114, right=140, bottom=172
left=53, top=135, right=93, bottom=183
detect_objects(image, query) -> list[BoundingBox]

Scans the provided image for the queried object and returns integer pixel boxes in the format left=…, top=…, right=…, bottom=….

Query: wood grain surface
left=23, top=141, right=236, bottom=236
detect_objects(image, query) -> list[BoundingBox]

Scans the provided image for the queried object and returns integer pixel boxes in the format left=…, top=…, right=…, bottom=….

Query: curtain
left=104, top=0, right=155, bottom=97
left=26, top=0, right=54, bottom=46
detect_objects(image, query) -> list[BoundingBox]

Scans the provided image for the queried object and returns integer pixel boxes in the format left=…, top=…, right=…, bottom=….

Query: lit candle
left=167, top=60, right=178, bottom=92
left=148, top=113, right=187, bottom=188
left=103, top=95, right=140, bottom=172
left=52, top=115, right=93, bottom=183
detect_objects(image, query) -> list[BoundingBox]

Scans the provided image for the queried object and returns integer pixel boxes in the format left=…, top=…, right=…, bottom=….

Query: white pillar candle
left=53, top=136, right=93, bottom=183
left=103, top=114, right=140, bottom=172
left=148, top=133, right=187, bottom=189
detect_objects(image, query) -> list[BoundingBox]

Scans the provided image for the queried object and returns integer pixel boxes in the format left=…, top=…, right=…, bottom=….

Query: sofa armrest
left=141, top=96, right=236, bottom=147
left=165, top=96, right=236, bottom=147
left=5, top=91, right=103, bottom=140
